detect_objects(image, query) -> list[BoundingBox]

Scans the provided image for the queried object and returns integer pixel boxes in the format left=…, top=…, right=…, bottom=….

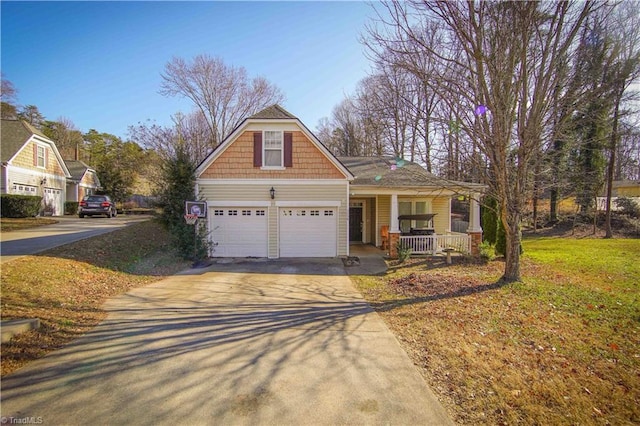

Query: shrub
left=0, top=194, right=42, bottom=218
left=614, top=197, right=640, bottom=218
left=479, top=241, right=496, bottom=262
left=396, top=241, right=412, bottom=263
left=482, top=196, right=499, bottom=244
left=65, top=201, right=78, bottom=215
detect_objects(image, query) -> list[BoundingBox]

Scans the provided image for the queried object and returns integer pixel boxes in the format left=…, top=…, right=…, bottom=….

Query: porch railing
left=399, top=233, right=471, bottom=255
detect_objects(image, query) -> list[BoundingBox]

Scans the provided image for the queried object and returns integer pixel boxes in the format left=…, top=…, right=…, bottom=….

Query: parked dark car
left=79, top=195, right=117, bottom=218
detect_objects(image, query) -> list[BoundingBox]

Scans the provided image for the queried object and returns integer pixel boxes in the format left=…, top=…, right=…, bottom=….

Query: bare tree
left=365, top=1, right=594, bottom=282
left=603, top=3, right=640, bottom=237
left=1, top=73, right=18, bottom=119
left=41, top=117, right=84, bottom=160
left=129, top=110, right=212, bottom=166
left=160, top=54, right=285, bottom=147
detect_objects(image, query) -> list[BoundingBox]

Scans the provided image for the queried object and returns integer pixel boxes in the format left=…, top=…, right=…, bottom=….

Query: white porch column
left=390, top=193, right=400, bottom=233
left=468, top=193, right=482, bottom=232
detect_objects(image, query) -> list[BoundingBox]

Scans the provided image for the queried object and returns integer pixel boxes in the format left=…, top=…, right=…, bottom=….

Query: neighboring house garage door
left=210, top=208, right=268, bottom=257
left=279, top=208, right=337, bottom=257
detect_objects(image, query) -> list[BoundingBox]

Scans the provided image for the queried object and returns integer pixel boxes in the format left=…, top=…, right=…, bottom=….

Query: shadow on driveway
left=1, top=260, right=452, bottom=425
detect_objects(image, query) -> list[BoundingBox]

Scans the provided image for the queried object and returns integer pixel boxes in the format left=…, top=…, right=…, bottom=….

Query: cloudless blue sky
left=1, top=1, right=375, bottom=139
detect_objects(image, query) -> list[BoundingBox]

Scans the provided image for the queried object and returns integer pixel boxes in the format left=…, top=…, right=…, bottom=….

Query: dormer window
left=264, top=131, right=283, bottom=167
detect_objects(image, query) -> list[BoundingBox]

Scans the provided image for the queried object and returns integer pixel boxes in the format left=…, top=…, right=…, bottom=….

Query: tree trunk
left=502, top=217, right=522, bottom=282
left=549, top=187, right=559, bottom=223
left=605, top=87, right=622, bottom=239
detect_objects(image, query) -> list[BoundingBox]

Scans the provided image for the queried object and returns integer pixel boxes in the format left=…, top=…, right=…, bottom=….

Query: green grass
left=523, top=237, right=640, bottom=288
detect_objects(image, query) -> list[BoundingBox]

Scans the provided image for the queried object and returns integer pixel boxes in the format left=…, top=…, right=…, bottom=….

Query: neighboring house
left=1, top=119, right=71, bottom=216
left=611, top=180, right=640, bottom=197
left=195, top=105, right=485, bottom=258
left=65, top=160, right=101, bottom=202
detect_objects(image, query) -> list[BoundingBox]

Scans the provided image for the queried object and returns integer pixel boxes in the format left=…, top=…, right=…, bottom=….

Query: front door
left=349, top=207, right=363, bottom=242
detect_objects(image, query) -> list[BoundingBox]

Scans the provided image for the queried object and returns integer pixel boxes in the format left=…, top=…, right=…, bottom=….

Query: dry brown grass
left=0, top=217, right=58, bottom=232
left=352, top=238, right=640, bottom=425
left=0, top=220, right=190, bottom=376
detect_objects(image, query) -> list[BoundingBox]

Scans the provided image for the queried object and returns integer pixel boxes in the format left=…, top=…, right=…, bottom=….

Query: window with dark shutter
left=284, top=132, right=293, bottom=167
left=253, top=132, right=262, bottom=167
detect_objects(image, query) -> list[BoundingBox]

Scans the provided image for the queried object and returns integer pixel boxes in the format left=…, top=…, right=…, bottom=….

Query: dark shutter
left=253, top=132, right=262, bottom=167
left=284, top=132, right=293, bottom=168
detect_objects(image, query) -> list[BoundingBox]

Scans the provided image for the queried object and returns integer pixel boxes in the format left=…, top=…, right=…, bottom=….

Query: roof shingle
left=248, top=104, right=297, bottom=120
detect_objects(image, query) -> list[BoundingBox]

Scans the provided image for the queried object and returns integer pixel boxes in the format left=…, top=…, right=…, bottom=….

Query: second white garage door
left=210, top=208, right=268, bottom=257
left=279, top=208, right=337, bottom=257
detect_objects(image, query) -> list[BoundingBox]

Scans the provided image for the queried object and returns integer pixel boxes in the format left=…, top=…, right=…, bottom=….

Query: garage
left=210, top=208, right=268, bottom=257
left=279, top=207, right=337, bottom=257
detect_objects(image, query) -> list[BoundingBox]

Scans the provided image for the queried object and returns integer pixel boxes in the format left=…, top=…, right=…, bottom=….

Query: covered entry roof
left=339, top=156, right=485, bottom=192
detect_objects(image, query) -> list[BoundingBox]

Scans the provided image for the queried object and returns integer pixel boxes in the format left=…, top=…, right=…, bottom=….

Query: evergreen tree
left=157, top=143, right=208, bottom=261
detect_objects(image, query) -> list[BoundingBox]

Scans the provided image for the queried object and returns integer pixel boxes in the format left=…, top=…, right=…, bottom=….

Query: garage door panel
left=211, top=208, right=267, bottom=257
left=279, top=208, right=337, bottom=257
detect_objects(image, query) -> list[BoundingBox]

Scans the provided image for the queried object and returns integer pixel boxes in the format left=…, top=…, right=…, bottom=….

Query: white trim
left=198, top=179, right=348, bottom=185
left=36, top=144, right=46, bottom=169
left=262, top=130, right=284, bottom=168
left=350, top=187, right=459, bottom=196
left=348, top=199, right=368, bottom=244
left=275, top=201, right=341, bottom=207
left=390, top=194, right=399, bottom=233
left=207, top=201, right=271, bottom=207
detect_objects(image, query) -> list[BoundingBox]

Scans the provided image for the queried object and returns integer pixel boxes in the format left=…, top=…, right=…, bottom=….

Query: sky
left=1, top=1, right=375, bottom=140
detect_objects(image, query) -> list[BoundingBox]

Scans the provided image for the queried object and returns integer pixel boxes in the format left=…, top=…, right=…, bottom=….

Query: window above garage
left=253, top=131, right=293, bottom=169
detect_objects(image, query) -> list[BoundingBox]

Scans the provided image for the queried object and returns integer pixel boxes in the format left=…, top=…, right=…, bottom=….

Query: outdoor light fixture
left=40, top=178, right=47, bottom=185
left=270, top=187, right=275, bottom=200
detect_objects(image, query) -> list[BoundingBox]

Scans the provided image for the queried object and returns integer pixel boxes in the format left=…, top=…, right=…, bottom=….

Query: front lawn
left=0, top=217, right=58, bottom=232
left=0, top=220, right=190, bottom=376
left=351, top=238, right=640, bottom=425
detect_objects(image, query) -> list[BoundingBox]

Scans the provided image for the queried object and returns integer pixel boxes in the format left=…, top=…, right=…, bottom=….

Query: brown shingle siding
left=201, top=131, right=345, bottom=179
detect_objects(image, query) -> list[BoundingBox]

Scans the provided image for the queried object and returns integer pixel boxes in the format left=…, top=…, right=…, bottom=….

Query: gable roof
left=339, top=156, right=485, bottom=192
left=248, top=104, right=297, bottom=120
left=1, top=119, right=49, bottom=162
left=1, top=118, right=72, bottom=177
left=196, top=105, right=354, bottom=180
left=65, top=159, right=99, bottom=183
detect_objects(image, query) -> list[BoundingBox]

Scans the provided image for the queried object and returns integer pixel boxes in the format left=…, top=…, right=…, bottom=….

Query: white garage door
left=279, top=208, right=337, bottom=257
left=210, top=208, right=268, bottom=257
left=43, top=187, right=63, bottom=216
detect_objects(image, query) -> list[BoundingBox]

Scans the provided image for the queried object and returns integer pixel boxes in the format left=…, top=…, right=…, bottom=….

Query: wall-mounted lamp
left=40, top=177, right=47, bottom=185
left=270, top=187, right=275, bottom=200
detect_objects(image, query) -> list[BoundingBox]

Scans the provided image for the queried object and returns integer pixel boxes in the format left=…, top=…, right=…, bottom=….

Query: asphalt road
left=0, top=215, right=153, bottom=263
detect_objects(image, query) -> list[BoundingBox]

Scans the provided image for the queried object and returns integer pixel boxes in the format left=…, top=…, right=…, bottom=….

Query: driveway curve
left=0, top=215, right=152, bottom=264
left=0, top=258, right=452, bottom=425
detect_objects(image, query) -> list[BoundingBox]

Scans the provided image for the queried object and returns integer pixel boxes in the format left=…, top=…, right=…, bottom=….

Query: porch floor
left=346, top=244, right=388, bottom=276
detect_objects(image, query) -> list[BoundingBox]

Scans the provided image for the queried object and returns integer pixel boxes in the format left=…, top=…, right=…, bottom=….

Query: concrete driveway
left=0, top=259, right=452, bottom=425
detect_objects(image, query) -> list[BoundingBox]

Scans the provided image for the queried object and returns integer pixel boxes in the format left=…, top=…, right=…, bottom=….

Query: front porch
left=399, top=232, right=471, bottom=255
left=347, top=192, right=483, bottom=258
left=339, top=156, right=485, bottom=258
